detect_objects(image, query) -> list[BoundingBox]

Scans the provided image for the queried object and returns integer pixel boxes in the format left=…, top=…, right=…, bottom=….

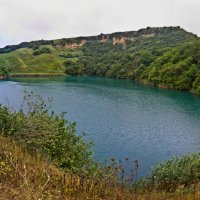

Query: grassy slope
left=1, top=134, right=200, bottom=200
left=0, top=45, right=70, bottom=73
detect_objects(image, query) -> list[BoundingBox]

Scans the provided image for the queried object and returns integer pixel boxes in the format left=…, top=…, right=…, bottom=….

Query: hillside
left=0, top=26, right=199, bottom=95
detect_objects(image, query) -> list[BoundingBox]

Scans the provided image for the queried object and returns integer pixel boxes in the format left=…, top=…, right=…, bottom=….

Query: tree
left=0, top=66, right=9, bottom=77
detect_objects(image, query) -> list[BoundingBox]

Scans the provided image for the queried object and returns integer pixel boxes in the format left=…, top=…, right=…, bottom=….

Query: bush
left=0, top=91, right=96, bottom=174
left=0, top=66, right=9, bottom=76
left=64, top=61, right=85, bottom=76
left=133, top=153, right=200, bottom=192
left=33, top=47, right=51, bottom=56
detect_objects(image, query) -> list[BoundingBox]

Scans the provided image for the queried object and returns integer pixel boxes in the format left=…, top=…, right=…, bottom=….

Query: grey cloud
left=0, top=0, right=199, bottom=47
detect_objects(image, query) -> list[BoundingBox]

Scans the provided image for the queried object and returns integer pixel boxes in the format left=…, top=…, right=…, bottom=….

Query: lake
left=0, top=76, right=200, bottom=177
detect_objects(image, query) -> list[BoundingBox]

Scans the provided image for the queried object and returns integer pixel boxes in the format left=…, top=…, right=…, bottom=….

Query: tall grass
left=0, top=135, right=137, bottom=199
left=1, top=135, right=200, bottom=200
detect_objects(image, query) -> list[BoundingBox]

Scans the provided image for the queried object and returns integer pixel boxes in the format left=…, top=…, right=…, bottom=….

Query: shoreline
left=0, top=75, right=8, bottom=80
left=8, top=73, right=66, bottom=78
left=1, top=73, right=199, bottom=96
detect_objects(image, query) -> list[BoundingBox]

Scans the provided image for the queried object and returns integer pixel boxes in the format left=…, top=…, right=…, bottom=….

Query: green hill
left=0, top=26, right=199, bottom=95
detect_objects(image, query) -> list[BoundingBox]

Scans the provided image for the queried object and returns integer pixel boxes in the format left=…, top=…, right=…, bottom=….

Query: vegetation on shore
left=1, top=92, right=200, bottom=199
left=0, top=26, right=199, bottom=95
left=9, top=72, right=66, bottom=78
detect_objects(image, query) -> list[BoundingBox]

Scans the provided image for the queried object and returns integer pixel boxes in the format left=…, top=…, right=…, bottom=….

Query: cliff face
left=85, top=26, right=195, bottom=45
left=59, top=26, right=195, bottom=48
left=0, top=26, right=197, bottom=53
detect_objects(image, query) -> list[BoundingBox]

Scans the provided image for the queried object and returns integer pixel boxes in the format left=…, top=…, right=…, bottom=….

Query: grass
left=0, top=135, right=135, bottom=200
left=1, top=135, right=200, bottom=199
left=0, top=45, right=75, bottom=74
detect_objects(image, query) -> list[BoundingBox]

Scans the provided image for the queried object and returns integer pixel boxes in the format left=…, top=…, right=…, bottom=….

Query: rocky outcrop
left=0, top=26, right=197, bottom=53
left=99, top=35, right=109, bottom=43
left=141, top=33, right=155, bottom=38
left=112, top=36, right=126, bottom=45
left=64, top=40, right=87, bottom=49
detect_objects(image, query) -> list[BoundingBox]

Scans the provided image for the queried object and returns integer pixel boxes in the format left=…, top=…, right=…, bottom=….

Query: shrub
left=133, top=153, right=200, bottom=192
left=0, top=66, right=9, bottom=76
left=33, top=47, right=51, bottom=56
left=0, top=91, right=96, bottom=174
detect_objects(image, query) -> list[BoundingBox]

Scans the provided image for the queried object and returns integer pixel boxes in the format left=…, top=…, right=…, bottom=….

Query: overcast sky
left=0, top=0, right=199, bottom=47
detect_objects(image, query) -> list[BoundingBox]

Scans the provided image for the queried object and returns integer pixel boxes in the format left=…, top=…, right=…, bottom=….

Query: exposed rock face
left=141, top=33, right=155, bottom=38
left=79, top=26, right=182, bottom=47
left=100, top=35, right=109, bottom=43
left=101, top=31, right=155, bottom=46
left=64, top=40, right=87, bottom=49
left=112, top=36, right=126, bottom=45
left=112, top=36, right=136, bottom=46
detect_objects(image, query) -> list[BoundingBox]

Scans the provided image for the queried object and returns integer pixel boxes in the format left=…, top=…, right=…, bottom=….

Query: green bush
left=64, top=61, right=85, bottom=76
left=0, top=91, right=96, bottom=174
left=0, top=66, right=9, bottom=76
left=133, top=153, right=200, bottom=192
left=33, top=47, right=51, bottom=56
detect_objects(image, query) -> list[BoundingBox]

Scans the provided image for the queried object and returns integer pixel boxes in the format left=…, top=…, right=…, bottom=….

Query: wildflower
left=111, top=157, right=115, bottom=162
left=134, top=160, right=139, bottom=168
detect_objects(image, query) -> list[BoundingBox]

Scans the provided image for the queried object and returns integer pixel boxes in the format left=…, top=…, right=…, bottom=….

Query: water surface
left=0, top=76, right=200, bottom=177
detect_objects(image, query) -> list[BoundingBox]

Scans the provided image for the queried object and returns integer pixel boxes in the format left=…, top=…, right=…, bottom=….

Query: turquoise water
left=0, top=76, right=200, bottom=177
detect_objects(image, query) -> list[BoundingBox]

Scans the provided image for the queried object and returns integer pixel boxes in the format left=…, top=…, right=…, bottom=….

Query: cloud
left=0, top=0, right=199, bottom=47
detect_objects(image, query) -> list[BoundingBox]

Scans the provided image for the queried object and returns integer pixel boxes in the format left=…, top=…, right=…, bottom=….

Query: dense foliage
left=73, top=34, right=200, bottom=95
left=133, top=153, right=200, bottom=193
left=33, top=46, right=51, bottom=56
left=149, top=153, right=200, bottom=191
left=143, top=40, right=200, bottom=95
left=0, top=39, right=54, bottom=54
left=0, top=66, right=9, bottom=76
